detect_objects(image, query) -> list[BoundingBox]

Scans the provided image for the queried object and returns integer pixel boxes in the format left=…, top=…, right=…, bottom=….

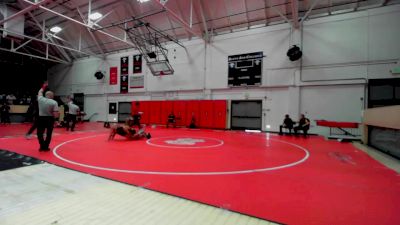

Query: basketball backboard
left=147, top=61, right=174, bottom=76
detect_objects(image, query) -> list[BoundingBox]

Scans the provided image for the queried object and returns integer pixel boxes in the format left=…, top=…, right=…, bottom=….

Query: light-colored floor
left=353, top=142, right=400, bottom=173
left=0, top=164, right=279, bottom=225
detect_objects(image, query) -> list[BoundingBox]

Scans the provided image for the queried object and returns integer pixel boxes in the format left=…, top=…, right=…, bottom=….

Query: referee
left=37, top=82, right=59, bottom=151
left=66, top=97, right=80, bottom=131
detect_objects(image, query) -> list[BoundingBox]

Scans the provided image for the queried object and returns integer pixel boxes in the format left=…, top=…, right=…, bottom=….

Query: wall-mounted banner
left=109, top=67, right=118, bottom=85
left=129, top=75, right=144, bottom=89
left=228, top=52, right=263, bottom=87
left=133, top=54, right=142, bottom=74
left=120, top=56, right=129, bottom=75
left=120, top=75, right=129, bottom=93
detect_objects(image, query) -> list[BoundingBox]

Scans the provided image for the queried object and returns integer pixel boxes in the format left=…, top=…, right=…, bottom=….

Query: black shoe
left=146, top=133, right=151, bottom=139
left=39, top=147, right=50, bottom=152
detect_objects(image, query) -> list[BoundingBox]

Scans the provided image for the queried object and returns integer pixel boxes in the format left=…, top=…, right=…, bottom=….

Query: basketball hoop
left=147, top=61, right=174, bottom=76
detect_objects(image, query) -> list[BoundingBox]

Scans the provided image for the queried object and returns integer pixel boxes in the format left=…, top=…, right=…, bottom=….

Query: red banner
left=109, top=67, right=117, bottom=85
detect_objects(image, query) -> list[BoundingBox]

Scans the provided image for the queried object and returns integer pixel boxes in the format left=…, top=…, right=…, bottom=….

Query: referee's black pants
left=66, top=114, right=77, bottom=131
left=37, top=116, right=54, bottom=150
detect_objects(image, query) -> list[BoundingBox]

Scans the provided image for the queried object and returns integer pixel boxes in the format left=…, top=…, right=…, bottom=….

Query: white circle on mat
left=53, top=134, right=310, bottom=176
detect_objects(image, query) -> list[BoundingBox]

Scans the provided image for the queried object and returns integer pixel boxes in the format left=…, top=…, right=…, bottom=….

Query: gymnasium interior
left=0, top=0, right=400, bottom=224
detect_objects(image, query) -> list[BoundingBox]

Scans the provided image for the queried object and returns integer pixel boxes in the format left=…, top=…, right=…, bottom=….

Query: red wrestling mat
left=0, top=123, right=399, bottom=225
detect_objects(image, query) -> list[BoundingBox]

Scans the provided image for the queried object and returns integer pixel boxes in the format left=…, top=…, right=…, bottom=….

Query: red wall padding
left=131, top=100, right=227, bottom=129
left=186, top=100, right=200, bottom=127
left=139, top=101, right=150, bottom=124
left=148, top=101, right=162, bottom=124
left=160, top=101, right=174, bottom=125
left=213, top=100, right=227, bottom=129
left=199, top=100, right=214, bottom=128
left=173, top=101, right=187, bottom=126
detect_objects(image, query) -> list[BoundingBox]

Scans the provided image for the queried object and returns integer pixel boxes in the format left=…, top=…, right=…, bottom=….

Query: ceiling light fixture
left=137, top=0, right=150, bottom=3
left=89, top=12, right=103, bottom=20
left=50, top=26, right=62, bottom=33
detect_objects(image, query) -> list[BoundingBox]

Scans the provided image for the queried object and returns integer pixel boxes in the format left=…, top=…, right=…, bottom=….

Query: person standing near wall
left=37, top=82, right=59, bottom=151
left=0, top=102, right=11, bottom=124
left=66, top=97, right=80, bottom=131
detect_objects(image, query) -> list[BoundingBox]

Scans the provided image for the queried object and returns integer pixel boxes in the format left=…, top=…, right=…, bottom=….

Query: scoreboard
left=228, top=52, right=263, bottom=87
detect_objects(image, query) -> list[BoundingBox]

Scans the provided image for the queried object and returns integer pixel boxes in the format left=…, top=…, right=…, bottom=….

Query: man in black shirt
left=294, top=114, right=310, bottom=137
left=279, top=114, right=294, bottom=135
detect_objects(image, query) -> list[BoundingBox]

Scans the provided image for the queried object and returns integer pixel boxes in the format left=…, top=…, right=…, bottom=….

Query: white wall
left=48, top=5, right=400, bottom=135
left=300, top=85, right=365, bottom=136
left=84, top=95, right=107, bottom=122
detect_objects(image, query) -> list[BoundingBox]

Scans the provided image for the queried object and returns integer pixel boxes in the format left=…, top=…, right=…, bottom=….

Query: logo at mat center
left=165, top=138, right=205, bottom=146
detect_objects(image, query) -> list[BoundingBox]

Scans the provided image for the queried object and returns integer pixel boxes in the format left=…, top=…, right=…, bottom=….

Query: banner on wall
left=109, top=67, right=118, bottom=85
left=129, top=75, right=144, bottom=88
left=120, top=75, right=129, bottom=93
left=120, top=56, right=129, bottom=75
left=228, top=52, right=263, bottom=87
left=133, top=54, right=142, bottom=74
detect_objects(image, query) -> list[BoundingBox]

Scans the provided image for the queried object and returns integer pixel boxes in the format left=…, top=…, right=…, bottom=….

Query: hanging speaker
left=94, top=71, right=104, bottom=80
left=287, top=45, right=302, bottom=61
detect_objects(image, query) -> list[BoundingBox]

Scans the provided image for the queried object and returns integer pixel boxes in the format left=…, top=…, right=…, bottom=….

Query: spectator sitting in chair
left=294, top=114, right=310, bottom=137
left=166, top=112, right=176, bottom=128
left=279, top=114, right=294, bottom=135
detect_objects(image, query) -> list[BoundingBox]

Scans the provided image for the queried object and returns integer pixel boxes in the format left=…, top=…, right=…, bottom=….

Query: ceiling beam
left=263, top=0, right=269, bottom=25
left=201, top=0, right=215, bottom=36
left=290, top=0, right=299, bottom=29
left=271, top=5, right=291, bottom=25
left=77, top=7, right=105, bottom=55
left=0, top=27, right=95, bottom=57
left=173, top=0, right=191, bottom=39
left=300, top=0, right=322, bottom=24
left=151, top=0, right=204, bottom=41
left=243, top=0, right=251, bottom=28
left=0, top=0, right=54, bottom=26
left=26, top=10, right=73, bottom=62
left=165, top=12, right=179, bottom=41
left=24, top=45, right=68, bottom=63
left=0, top=46, right=69, bottom=64
left=197, top=0, right=209, bottom=42
left=22, top=0, right=137, bottom=51
left=222, top=0, right=234, bottom=32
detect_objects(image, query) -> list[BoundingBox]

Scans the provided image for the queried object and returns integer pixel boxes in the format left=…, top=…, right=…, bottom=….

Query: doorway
left=231, top=100, right=262, bottom=130
left=118, top=102, right=132, bottom=123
